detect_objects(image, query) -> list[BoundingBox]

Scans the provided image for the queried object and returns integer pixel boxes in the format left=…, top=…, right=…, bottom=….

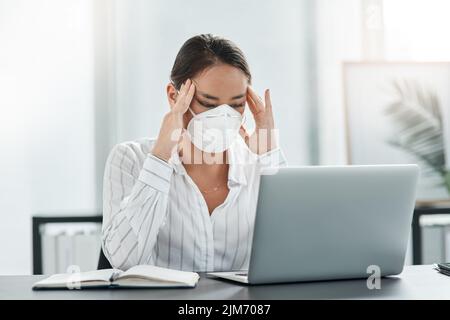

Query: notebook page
left=34, top=269, right=119, bottom=287
left=118, top=265, right=199, bottom=284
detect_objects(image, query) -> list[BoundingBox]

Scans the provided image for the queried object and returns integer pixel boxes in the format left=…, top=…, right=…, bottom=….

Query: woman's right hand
left=151, top=79, right=196, bottom=162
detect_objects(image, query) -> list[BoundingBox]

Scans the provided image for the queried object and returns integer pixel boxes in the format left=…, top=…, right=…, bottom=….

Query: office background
left=1, top=0, right=450, bottom=275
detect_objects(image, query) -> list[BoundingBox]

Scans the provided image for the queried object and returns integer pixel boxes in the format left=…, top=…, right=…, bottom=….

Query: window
left=384, top=0, right=450, bottom=60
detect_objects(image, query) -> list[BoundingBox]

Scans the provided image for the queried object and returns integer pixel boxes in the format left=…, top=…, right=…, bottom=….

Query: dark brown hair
left=170, top=34, right=252, bottom=90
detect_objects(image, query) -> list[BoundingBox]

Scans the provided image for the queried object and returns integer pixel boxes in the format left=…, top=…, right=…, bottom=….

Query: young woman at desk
left=101, top=34, right=286, bottom=272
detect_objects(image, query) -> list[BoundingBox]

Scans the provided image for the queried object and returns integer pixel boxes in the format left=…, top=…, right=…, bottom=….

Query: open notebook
left=32, top=265, right=200, bottom=289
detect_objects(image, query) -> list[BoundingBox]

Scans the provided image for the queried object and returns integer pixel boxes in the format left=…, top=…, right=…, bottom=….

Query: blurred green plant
left=384, top=78, right=450, bottom=195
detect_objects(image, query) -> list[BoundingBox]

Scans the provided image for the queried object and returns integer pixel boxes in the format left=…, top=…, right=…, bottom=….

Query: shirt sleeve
left=256, top=147, right=288, bottom=169
left=101, top=142, right=174, bottom=270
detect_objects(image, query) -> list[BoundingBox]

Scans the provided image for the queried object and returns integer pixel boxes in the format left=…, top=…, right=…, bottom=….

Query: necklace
left=200, top=182, right=228, bottom=194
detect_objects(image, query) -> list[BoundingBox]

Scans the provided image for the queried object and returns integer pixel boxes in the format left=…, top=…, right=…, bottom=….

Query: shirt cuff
left=257, top=147, right=287, bottom=168
left=138, top=154, right=174, bottom=194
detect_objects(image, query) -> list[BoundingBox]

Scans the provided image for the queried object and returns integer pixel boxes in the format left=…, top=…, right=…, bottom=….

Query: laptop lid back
left=247, top=165, right=419, bottom=284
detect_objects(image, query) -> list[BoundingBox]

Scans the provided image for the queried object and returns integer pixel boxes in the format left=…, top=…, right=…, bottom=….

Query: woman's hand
left=151, top=79, right=196, bottom=162
left=240, top=86, right=277, bottom=155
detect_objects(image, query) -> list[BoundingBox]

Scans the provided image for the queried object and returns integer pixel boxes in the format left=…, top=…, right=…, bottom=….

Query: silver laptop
left=207, top=164, right=419, bottom=285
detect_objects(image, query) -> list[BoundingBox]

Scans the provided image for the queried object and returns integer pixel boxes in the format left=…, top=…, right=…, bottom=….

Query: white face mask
left=186, top=104, right=244, bottom=153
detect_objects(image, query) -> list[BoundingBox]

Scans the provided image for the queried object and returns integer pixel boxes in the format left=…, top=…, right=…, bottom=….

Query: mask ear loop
left=239, top=112, right=247, bottom=133
left=188, top=108, right=196, bottom=117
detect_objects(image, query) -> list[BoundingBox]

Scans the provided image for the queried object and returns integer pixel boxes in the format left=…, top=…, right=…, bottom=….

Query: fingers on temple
left=246, top=93, right=259, bottom=114
left=174, top=79, right=194, bottom=112
left=264, top=89, right=272, bottom=111
left=247, top=87, right=264, bottom=114
left=184, top=82, right=196, bottom=107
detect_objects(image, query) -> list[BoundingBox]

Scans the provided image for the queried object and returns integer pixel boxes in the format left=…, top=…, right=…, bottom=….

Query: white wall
left=111, top=0, right=312, bottom=165
left=314, top=0, right=363, bottom=165
left=0, top=0, right=101, bottom=274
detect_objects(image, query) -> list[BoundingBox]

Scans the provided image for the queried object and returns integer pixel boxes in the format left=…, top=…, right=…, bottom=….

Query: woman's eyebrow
left=197, top=90, right=246, bottom=101
left=230, top=93, right=246, bottom=100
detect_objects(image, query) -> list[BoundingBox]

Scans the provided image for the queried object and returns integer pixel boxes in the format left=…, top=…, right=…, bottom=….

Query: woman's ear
left=166, top=82, right=178, bottom=109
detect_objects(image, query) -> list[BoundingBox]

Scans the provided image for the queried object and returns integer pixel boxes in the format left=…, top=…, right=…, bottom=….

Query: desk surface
left=1, top=265, right=449, bottom=300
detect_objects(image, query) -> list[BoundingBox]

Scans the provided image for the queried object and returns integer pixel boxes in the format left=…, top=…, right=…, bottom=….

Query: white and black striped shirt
left=101, top=136, right=287, bottom=272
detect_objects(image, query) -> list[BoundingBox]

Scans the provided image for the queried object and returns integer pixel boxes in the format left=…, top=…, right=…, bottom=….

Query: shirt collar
left=227, top=137, right=250, bottom=186
left=168, top=137, right=250, bottom=186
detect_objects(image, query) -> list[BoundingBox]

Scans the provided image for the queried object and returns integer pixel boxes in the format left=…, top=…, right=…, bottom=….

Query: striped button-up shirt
left=101, top=136, right=287, bottom=272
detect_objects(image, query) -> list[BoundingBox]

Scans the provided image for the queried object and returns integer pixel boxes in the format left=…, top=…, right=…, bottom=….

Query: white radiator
left=421, top=215, right=450, bottom=264
left=41, top=223, right=102, bottom=274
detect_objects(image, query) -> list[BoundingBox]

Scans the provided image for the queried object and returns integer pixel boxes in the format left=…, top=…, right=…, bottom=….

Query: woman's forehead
left=193, top=65, right=248, bottom=99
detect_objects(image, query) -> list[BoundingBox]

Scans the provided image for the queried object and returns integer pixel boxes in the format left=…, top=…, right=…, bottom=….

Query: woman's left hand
left=240, top=86, right=277, bottom=155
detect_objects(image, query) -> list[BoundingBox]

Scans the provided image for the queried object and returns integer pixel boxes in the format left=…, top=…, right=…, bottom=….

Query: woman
left=102, top=34, right=287, bottom=272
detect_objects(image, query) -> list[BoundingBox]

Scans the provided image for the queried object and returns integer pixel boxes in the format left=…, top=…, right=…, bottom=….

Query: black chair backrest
left=98, top=248, right=112, bottom=270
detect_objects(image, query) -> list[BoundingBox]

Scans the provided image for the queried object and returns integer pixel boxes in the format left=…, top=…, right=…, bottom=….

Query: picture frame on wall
left=343, top=61, right=450, bottom=205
